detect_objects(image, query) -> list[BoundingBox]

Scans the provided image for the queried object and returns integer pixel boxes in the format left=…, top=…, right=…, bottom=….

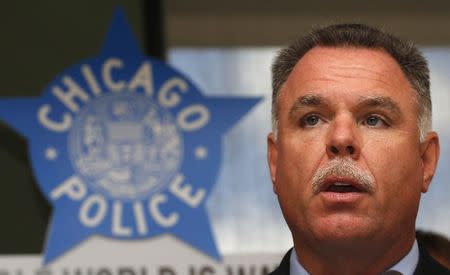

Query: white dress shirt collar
left=290, top=240, right=419, bottom=275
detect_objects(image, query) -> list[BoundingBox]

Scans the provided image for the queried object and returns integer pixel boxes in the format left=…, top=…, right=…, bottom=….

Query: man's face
left=267, top=47, right=439, bottom=247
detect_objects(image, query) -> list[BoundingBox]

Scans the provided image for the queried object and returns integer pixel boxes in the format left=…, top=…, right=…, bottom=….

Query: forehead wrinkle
left=326, top=66, right=395, bottom=87
left=329, top=64, right=388, bottom=76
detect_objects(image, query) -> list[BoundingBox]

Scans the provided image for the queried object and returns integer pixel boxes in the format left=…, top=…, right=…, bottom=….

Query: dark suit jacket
left=269, top=242, right=450, bottom=275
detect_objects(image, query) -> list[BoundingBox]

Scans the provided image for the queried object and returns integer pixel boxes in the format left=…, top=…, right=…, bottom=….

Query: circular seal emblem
left=68, top=93, right=183, bottom=199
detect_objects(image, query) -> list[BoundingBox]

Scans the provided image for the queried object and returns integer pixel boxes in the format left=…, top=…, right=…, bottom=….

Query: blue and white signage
left=0, top=9, right=260, bottom=264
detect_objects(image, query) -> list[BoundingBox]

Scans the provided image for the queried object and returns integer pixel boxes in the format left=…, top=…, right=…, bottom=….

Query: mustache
left=311, top=158, right=375, bottom=194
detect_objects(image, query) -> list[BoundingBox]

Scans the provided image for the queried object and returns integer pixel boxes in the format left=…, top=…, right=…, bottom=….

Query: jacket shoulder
left=269, top=249, right=292, bottom=275
left=414, top=240, right=450, bottom=275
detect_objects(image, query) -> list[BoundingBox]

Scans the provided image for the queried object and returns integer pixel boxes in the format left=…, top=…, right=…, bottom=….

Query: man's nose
left=326, top=115, right=360, bottom=159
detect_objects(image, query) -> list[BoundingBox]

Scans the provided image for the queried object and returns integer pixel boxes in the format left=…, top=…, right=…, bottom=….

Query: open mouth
left=324, top=182, right=364, bottom=193
left=318, top=177, right=368, bottom=194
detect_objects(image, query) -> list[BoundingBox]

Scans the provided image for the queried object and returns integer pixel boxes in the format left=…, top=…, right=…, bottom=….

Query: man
left=267, top=24, right=450, bottom=274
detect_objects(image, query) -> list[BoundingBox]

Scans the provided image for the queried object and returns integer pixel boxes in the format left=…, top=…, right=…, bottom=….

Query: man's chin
left=310, top=213, right=377, bottom=243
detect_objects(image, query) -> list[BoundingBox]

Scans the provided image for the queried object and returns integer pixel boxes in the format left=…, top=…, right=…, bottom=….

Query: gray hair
left=271, top=23, right=431, bottom=141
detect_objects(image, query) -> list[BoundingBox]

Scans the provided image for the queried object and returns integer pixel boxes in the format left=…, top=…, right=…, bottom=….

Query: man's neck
left=293, top=232, right=416, bottom=275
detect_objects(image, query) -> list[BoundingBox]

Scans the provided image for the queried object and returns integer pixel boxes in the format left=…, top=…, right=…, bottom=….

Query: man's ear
left=267, top=133, right=279, bottom=194
left=420, top=132, right=440, bottom=193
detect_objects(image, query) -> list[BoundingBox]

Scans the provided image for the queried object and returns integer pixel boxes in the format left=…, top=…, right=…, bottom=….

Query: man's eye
left=301, top=114, right=321, bottom=127
left=364, top=115, right=386, bottom=127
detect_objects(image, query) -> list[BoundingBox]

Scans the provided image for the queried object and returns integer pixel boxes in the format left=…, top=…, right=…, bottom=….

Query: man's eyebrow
left=356, top=96, right=402, bottom=115
left=288, top=94, right=328, bottom=120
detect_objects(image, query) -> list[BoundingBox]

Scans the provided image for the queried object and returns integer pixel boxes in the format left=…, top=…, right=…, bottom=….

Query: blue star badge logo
left=0, top=8, right=261, bottom=264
